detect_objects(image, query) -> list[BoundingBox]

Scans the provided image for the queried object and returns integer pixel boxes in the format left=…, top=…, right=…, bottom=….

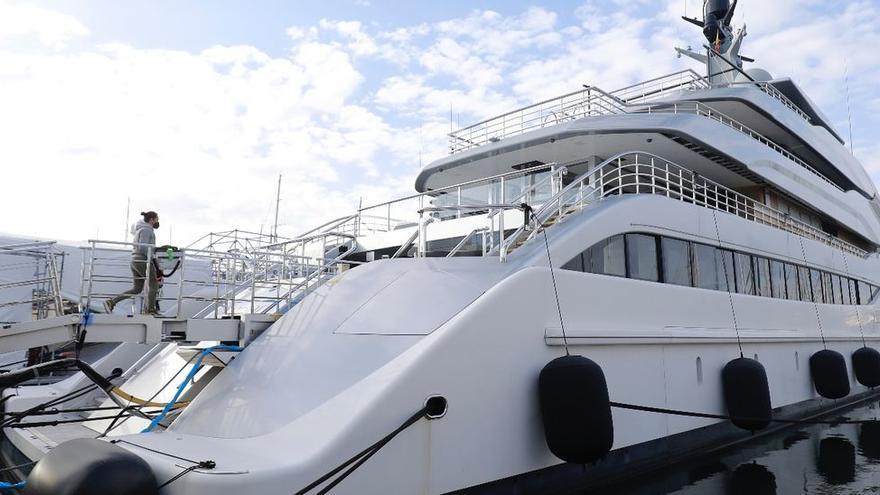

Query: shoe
left=103, top=300, right=114, bottom=313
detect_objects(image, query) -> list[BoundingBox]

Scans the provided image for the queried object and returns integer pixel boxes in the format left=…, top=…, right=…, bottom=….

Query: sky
left=1, top=0, right=878, bottom=245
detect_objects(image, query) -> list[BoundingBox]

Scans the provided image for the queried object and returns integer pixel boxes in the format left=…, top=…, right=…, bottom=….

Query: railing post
left=85, top=241, right=96, bottom=313
left=176, top=251, right=186, bottom=319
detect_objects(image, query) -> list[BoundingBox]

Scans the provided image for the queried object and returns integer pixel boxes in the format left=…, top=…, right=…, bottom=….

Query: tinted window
left=734, top=253, right=755, bottom=295
left=785, top=264, right=800, bottom=301
left=562, top=253, right=584, bottom=272
left=755, top=257, right=772, bottom=297
left=770, top=260, right=786, bottom=299
left=662, top=238, right=692, bottom=287
left=830, top=274, right=842, bottom=305
left=626, top=234, right=659, bottom=282
left=822, top=272, right=834, bottom=304
left=811, top=269, right=824, bottom=303
left=586, top=235, right=625, bottom=277
left=798, top=266, right=812, bottom=302
left=719, top=250, right=735, bottom=292
left=859, top=280, right=871, bottom=305
left=693, top=244, right=727, bottom=290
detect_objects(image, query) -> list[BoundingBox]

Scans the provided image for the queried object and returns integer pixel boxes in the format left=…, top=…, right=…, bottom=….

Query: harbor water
left=599, top=398, right=880, bottom=494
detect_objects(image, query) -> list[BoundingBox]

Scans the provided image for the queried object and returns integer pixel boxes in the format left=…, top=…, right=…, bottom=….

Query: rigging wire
left=796, top=233, right=827, bottom=349
left=711, top=209, right=744, bottom=358
left=840, top=250, right=867, bottom=348
left=294, top=406, right=428, bottom=495
left=98, top=349, right=205, bottom=438
left=611, top=400, right=880, bottom=426
left=521, top=205, right=570, bottom=354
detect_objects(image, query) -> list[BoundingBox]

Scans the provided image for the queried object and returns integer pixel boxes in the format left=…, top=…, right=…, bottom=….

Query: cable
left=796, top=235, right=827, bottom=349
left=295, top=407, right=428, bottom=495
left=840, top=251, right=867, bottom=347
left=526, top=205, right=570, bottom=356
left=711, top=209, right=744, bottom=358
left=142, top=345, right=242, bottom=433
left=98, top=349, right=203, bottom=438
left=7, top=413, right=140, bottom=428
left=611, top=401, right=880, bottom=425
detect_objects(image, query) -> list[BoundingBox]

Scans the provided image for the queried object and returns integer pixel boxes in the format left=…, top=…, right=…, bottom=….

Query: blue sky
left=1, top=0, right=878, bottom=243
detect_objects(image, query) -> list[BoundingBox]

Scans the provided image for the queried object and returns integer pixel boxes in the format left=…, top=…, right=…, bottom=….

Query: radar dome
left=736, top=68, right=773, bottom=83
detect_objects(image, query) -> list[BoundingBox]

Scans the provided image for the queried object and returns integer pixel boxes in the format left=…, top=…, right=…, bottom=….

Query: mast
left=273, top=174, right=282, bottom=242
left=124, top=196, right=130, bottom=242
left=675, top=0, right=749, bottom=86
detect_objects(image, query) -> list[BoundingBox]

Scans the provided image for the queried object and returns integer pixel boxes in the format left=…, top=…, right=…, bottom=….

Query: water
left=606, top=400, right=880, bottom=494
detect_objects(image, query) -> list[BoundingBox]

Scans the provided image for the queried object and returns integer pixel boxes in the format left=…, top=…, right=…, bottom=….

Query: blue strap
left=82, top=308, right=93, bottom=327
left=142, top=345, right=242, bottom=433
left=0, top=481, right=25, bottom=490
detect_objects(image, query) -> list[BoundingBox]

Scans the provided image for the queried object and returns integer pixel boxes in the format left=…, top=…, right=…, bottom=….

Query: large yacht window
left=821, top=272, right=832, bottom=304
left=770, top=260, right=786, bottom=299
left=810, top=269, right=825, bottom=304
left=562, top=253, right=584, bottom=272
left=848, top=279, right=858, bottom=305
left=755, top=258, right=772, bottom=298
left=562, top=233, right=878, bottom=307
left=830, top=274, right=843, bottom=305
left=798, top=267, right=812, bottom=302
left=662, top=238, right=692, bottom=287
left=693, top=244, right=728, bottom=291
left=859, top=280, right=870, bottom=305
left=734, top=253, right=755, bottom=295
left=626, top=234, right=659, bottom=282
left=784, top=263, right=800, bottom=301
left=585, top=235, right=625, bottom=277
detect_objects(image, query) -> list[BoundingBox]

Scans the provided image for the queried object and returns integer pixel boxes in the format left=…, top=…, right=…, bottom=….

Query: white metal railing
left=81, top=240, right=357, bottom=320
left=447, top=70, right=707, bottom=153
left=0, top=241, right=65, bottom=321
left=355, top=162, right=567, bottom=258
left=609, top=69, right=709, bottom=103
left=639, top=100, right=841, bottom=192
left=498, top=151, right=867, bottom=260
left=450, top=79, right=840, bottom=193
left=447, top=70, right=816, bottom=155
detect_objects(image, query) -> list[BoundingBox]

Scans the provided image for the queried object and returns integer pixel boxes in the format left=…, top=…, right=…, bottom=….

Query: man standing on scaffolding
left=104, top=211, right=160, bottom=315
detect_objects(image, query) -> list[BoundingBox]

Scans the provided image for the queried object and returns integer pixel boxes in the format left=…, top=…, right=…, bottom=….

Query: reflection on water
left=727, top=462, right=776, bottom=495
left=600, top=401, right=880, bottom=494
left=817, top=437, right=855, bottom=485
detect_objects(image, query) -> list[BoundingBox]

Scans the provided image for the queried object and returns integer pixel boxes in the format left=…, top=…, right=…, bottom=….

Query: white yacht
left=5, top=1, right=880, bottom=493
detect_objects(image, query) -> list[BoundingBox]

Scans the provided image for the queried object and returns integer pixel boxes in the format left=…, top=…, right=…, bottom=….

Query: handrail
left=0, top=241, right=65, bottom=321
left=445, top=75, right=835, bottom=193
left=447, top=227, right=489, bottom=258
left=498, top=151, right=867, bottom=260
left=719, top=81, right=812, bottom=123
left=641, top=101, right=841, bottom=192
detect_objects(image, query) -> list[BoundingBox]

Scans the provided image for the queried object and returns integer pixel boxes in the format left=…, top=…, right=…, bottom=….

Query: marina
left=1, top=0, right=879, bottom=493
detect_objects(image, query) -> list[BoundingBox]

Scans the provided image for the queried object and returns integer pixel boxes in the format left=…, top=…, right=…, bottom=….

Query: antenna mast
left=844, top=58, right=855, bottom=154
left=273, top=174, right=282, bottom=242
left=124, top=196, right=131, bottom=242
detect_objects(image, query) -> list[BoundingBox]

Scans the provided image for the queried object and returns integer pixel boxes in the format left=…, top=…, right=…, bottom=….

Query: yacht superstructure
left=3, top=1, right=880, bottom=493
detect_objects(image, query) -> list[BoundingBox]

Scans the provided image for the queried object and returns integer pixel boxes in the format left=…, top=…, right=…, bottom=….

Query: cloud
left=2, top=1, right=879, bottom=245
left=0, top=1, right=88, bottom=48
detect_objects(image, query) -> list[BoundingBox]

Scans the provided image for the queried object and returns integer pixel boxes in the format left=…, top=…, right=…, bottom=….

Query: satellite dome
left=736, top=68, right=773, bottom=83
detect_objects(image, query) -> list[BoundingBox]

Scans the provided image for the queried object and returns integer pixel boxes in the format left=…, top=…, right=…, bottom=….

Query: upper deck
left=435, top=70, right=870, bottom=197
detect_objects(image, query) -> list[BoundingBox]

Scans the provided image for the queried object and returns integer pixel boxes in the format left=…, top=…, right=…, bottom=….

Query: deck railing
left=80, top=240, right=360, bottom=319
left=0, top=241, right=65, bottom=321
left=447, top=69, right=815, bottom=155
left=499, top=151, right=867, bottom=260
